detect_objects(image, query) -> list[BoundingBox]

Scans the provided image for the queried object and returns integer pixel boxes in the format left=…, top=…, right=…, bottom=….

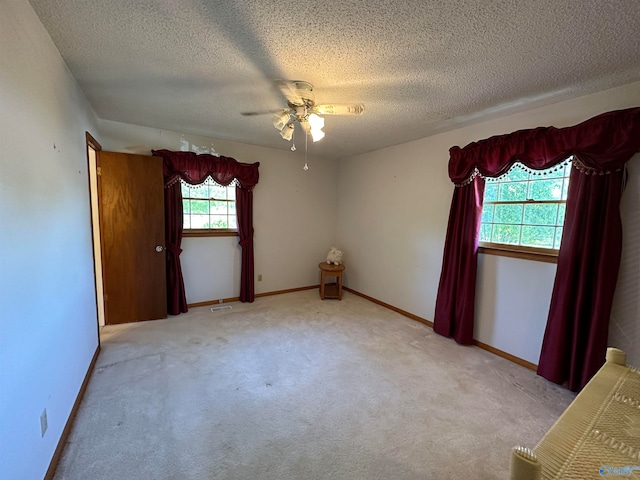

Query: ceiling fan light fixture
left=308, top=113, right=325, bottom=142
left=280, top=123, right=295, bottom=141
left=242, top=81, right=363, bottom=148
left=308, top=113, right=324, bottom=130
left=310, top=128, right=325, bottom=142
left=273, top=111, right=291, bottom=131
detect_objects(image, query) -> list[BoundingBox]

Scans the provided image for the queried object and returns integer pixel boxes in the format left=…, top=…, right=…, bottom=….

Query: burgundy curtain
left=433, top=177, right=484, bottom=344
left=236, top=186, right=254, bottom=302
left=433, top=107, right=640, bottom=390
left=538, top=168, right=625, bottom=391
left=164, top=182, right=188, bottom=315
left=152, top=150, right=260, bottom=310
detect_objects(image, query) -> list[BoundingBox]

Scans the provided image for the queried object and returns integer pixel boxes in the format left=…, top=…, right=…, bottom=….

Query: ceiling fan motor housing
left=286, top=81, right=315, bottom=108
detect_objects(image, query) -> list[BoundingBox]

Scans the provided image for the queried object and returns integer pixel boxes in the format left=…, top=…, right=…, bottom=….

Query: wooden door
left=98, top=151, right=167, bottom=324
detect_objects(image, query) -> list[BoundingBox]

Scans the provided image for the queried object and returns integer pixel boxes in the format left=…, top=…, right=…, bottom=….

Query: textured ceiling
left=29, top=0, right=640, bottom=159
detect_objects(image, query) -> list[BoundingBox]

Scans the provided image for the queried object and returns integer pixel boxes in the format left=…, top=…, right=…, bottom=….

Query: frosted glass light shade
left=308, top=113, right=324, bottom=129
left=308, top=114, right=325, bottom=142
left=273, top=111, right=291, bottom=131
left=280, top=123, right=294, bottom=141
left=311, top=129, right=325, bottom=142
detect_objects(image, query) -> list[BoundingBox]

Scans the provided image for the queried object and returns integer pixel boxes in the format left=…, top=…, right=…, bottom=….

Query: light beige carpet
left=53, top=290, right=575, bottom=480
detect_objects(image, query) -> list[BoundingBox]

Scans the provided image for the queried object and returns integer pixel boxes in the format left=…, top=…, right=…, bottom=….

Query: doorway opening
left=86, top=132, right=105, bottom=328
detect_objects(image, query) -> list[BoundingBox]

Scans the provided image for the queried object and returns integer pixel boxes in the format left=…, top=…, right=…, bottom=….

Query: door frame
left=85, top=132, right=105, bottom=335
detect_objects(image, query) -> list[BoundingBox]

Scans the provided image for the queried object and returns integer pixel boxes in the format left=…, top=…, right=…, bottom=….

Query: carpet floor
left=53, top=290, right=575, bottom=480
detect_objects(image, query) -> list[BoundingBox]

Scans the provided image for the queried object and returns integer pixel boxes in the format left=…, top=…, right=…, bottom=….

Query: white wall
left=98, top=120, right=338, bottom=303
left=337, top=81, right=640, bottom=365
left=475, top=256, right=556, bottom=365
left=0, top=1, right=101, bottom=479
left=336, top=136, right=453, bottom=318
left=610, top=156, right=640, bottom=367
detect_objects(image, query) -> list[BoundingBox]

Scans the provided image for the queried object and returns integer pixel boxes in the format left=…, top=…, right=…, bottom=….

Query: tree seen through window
left=480, top=159, right=571, bottom=250
left=181, top=178, right=237, bottom=230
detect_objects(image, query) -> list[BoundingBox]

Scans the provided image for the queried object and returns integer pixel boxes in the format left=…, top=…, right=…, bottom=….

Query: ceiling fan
left=241, top=80, right=365, bottom=143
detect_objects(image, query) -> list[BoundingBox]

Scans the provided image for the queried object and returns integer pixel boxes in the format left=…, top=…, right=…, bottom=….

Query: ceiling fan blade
left=241, top=108, right=287, bottom=116
left=277, top=80, right=314, bottom=106
left=313, top=103, right=365, bottom=116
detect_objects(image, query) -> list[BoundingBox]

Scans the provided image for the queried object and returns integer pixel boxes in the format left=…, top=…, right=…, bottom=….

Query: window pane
left=480, top=223, right=492, bottom=242
left=528, top=179, right=564, bottom=201
left=227, top=186, right=236, bottom=200
left=554, top=227, right=563, bottom=249
left=209, top=200, right=228, bottom=215
left=481, top=204, right=495, bottom=223
left=484, top=183, right=498, bottom=202
left=229, top=215, right=237, bottom=229
left=183, top=215, right=191, bottom=229
left=209, top=215, right=228, bottom=228
left=228, top=201, right=236, bottom=215
left=523, top=204, right=558, bottom=226
left=494, top=204, right=523, bottom=224
left=187, top=185, right=209, bottom=199
left=557, top=204, right=566, bottom=225
left=503, top=168, right=529, bottom=182
left=191, top=215, right=210, bottom=228
left=562, top=177, right=569, bottom=199
left=210, top=185, right=227, bottom=199
left=182, top=199, right=191, bottom=214
left=492, top=224, right=521, bottom=244
left=190, top=199, right=209, bottom=214
left=498, top=182, right=527, bottom=201
left=521, top=226, right=555, bottom=248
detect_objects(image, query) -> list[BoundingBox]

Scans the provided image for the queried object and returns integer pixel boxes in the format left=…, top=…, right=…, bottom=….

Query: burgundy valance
left=153, top=149, right=260, bottom=189
left=449, top=107, right=640, bottom=184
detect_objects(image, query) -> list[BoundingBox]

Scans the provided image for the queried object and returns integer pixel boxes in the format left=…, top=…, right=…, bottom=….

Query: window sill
left=183, top=229, right=238, bottom=238
left=478, top=243, right=558, bottom=264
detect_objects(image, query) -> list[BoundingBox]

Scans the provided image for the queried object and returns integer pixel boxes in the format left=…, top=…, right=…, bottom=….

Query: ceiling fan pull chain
left=291, top=125, right=296, bottom=151
left=303, top=132, right=309, bottom=171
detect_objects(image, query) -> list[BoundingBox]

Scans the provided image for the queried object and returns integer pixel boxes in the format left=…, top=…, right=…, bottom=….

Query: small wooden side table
left=318, top=262, right=345, bottom=300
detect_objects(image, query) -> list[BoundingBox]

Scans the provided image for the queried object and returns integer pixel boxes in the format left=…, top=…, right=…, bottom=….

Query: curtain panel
left=434, top=107, right=640, bottom=391
left=164, top=182, right=188, bottom=314
left=235, top=186, right=255, bottom=303
left=432, top=177, right=484, bottom=344
left=538, top=167, right=625, bottom=391
left=152, top=150, right=260, bottom=312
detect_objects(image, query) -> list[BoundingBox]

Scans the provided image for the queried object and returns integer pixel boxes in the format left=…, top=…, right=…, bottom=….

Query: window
left=480, top=159, right=571, bottom=255
left=181, top=178, right=237, bottom=235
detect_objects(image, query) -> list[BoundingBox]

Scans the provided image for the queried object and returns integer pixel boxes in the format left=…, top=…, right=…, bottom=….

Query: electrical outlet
left=258, top=274, right=263, bottom=281
left=40, top=409, right=48, bottom=437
